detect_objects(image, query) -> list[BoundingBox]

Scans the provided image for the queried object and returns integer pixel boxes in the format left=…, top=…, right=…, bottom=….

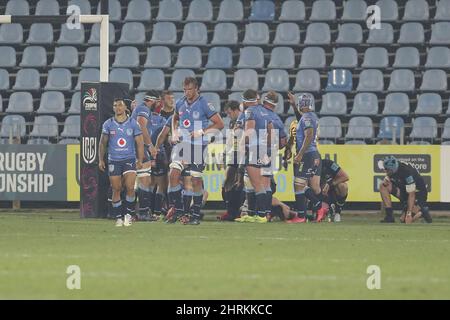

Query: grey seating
left=75, top=68, right=100, bottom=90
left=0, top=115, right=26, bottom=138
left=217, top=0, right=244, bottom=21
left=35, top=0, right=59, bottom=15
left=415, top=93, right=443, bottom=115
left=0, top=94, right=2, bottom=112
left=435, top=0, right=450, bottom=20
left=68, top=0, right=91, bottom=14
left=410, top=117, right=438, bottom=139
left=367, top=23, right=394, bottom=44
left=144, top=46, right=172, bottom=68
left=169, top=69, right=196, bottom=91
left=200, top=69, right=227, bottom=91
left=356, top=69, right=384, bottom=92
left=345, top=117, right=374, bottom=139
left=342, top=0, right=367, bottom=21
left=211, top=23, right=238, bottom=45
left=51, top=46, right=79, bottom=68
left=6, top=92, right=33, bottom=114
left=124, top=0, right=151, bottom=21
left=88, top=23, right=115, bottom=44
left=420, top=69, right=448, bottom=91
left=5, top=0, right=29, bottom=14
left=310, top=0, right=336, bottom=21
left=29, top=116, right=59, bottom=138
left=37, top=91, right=65, bottom=114
left=156, top=0, right=182, bottom=21
left=345, top=140, right=367, bottom=144
left=0, top=47, right=16, bottom=68
left=81, top=47, right=100, bottom=67
left=261, top=92, right=284, bottom=114
left=268, top=47, right=295, bottom=69
left=202, top=92, right=221, bottom=110
left=376, top=0, right=398, bottom=21
left=149, top=22, right=177, bottom=45
left=231, top=69, right=259, bottom=91
left=27, top=138, right=51, bottom=145
left=237, top=47, right=265, bottom=69
left=273, top=23, right=301, bottom=45
left=68, top=92, right=81, bottom=114
left=425, top=47, right=450, bottom=68
left=26, top=23, right=53, bottom=44
left=299, top=47, right=326, bottom=69
left=279, top=0, right=306, bottom=21
left=320, top=93, right=347, bottom=115
left=59, top=138, right=80, bottom=144
left=361, top=47, right=389, bottom=68
left=398, top=23, right=425, bottom=44
left=443, top=141, right=450, bottom=145
left=109, top=69, right=133, bottom=90
left=293, top=69, right=321, bottom=92
left=44, top=68, right=72, bottom=91
left=205, top=47, right=233, bottom=69
left=61, top=116, right=80, bottom=138
left=186, top=0, right=213, bottom=22
left=388, top=69, right=415, bottom=92
left=112, top=46, right=140, bottom=68
left=442, top=118, right=450, bottom=139
left=228, top=92, right=243, bottom=104
left=383, top=93, right=410, bottom=115
left=392, top=47, right=420, bottom=68
left=335, top=23, right=363, bottom=44
left=0, top=24, right=23, bottom=44
left=331, top=47, right=358, bottom=68
left=403, top=0, right=429, bottom=21
left=98, top=0, right=122, bottom=21
left=351, top=93, right=379, bottom=115
left=180, top=22, right=208, bottom=45
left=175, top=47, right=202, bottom=69
left=318, top=117, right=342, bottom=139
left=243, top=23, right=270, bottom=45
left=0, top=69, right=9, bottom=90
left=262, top=70, right=290, bottom=92
left=409, top=141, right=432, bottom=145
left=430, top=23, right=450, bottom=44
left=57, top=24, right=85, bottom=44
left=304, top=23, right=331, bottom=45
left=118, top=22, right=146, bottom=44
left=13, top=69, right=40, bottom=90
left=137, top=69, right=165, bottom=91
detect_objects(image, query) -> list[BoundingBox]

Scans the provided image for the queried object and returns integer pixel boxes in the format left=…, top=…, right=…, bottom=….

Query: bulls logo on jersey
left=183, top=119, right=191, bottom=128
left=117, top=138, right=127, bottom=147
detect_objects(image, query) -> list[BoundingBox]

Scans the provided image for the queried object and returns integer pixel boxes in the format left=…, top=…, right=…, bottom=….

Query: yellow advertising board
left=66, top=144, right=80, bottom=201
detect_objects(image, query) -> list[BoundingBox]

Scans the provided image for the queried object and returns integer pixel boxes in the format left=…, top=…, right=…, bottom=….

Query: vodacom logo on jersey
left=183, top=119, right=191, bottom=128
left=117, top=138, right=127, bottom=147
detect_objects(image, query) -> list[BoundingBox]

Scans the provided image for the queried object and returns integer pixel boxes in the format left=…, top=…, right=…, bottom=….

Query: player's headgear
left=383, top=156, right=399, bottom=173
left=241, top=89, right=258, bottom=103
left=144, top=90, right=160, bottom=101
left=123, top=95, right=134, bottom=109
left=263, top=91, right=278, bottom=106
left=297, top=93, right=315, bottom=111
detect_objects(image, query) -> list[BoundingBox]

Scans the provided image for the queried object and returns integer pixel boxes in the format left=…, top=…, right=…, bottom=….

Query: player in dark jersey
left=159, top=90, right=175, bottom=119
left=380, top=156, right=432, bottom=224
left=320, top=158, right=349, bottom=222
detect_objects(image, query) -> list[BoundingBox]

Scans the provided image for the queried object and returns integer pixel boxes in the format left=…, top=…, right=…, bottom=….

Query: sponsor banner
left=67, top=144, right=80, bottom=201
left=441, top=146, right=450, bottom=202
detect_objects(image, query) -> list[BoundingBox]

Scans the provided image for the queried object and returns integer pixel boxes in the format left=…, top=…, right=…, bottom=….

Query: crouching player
left=320, top=158, right=349, bottom=222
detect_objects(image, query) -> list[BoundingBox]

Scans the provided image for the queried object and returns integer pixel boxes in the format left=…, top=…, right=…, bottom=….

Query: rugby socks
left=191, top=191, right=203, bottom=220
left=112, top=200, right=123, bottom=219
left=304, top=187, right=322, bottom=211
left=265, top=186, right=273, bottom=216
left=295, top=191, right=307, bottom=219
left=168, top=184, right=183, bottom=218
left=183, top=190, right=194, bottom=215
left=125, top=195, right=136, bottom=216
left=137, top=186, right=151, bottom=215
left=385, top=207, right=394, bottom=218
left=420, top=206, right=432, bottom=223
left=335, top=193, right=348, bottom=214
left=154, top=192, right=165, bottom=216
left=107, top=187, right=113, bottom=219
left=246, top=190, right=256, bottom=216
left=255, top=191, right=267, bottom=217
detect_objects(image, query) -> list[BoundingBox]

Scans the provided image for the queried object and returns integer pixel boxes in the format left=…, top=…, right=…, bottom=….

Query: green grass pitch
left=0, top=210, right=449, bottom=299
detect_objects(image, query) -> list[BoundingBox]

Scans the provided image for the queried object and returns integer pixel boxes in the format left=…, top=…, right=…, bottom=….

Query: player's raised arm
left=171, top=112, right=180, bottom=143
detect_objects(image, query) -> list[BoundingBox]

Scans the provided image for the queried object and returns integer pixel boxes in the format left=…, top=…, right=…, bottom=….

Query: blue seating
left=378, top=117, right=405, bottom=140
left=326, top=69, right=353, bottom=92
left=249, top=1, right=275, bottom=21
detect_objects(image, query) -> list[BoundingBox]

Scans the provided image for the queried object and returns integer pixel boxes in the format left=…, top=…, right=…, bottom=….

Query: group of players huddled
left=99, top=76, right=432, bottom=226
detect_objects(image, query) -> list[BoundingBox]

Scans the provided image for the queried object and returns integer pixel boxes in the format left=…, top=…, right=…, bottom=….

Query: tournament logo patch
left=117, top=138, right=127, bottom=147
left=82, top=88, right=97, bottom=111
left=208, top=103, right=215, bottom=112
left=126, top=128, right=133, bottom=136
left=193, top=111, right=200, bottom=119
left=183, top=119, right=191, bottom=128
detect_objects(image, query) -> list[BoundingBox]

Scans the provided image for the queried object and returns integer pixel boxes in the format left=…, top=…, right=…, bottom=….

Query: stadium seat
left=88, top=23, right=115, bottom=44
left=262, top=70, right=290, bottom=92
left=377, top=116, right=405, bottom=140
left=331, top=47, right=358, bottom=69
left=144, top=46, right=172, bottom=68
left=351, top=93, right=379, bottom=115
left=376, top=0, right=398, bottom=21
left=37, top=91, right=65, bottom=114
left=81, top=47, right=100, bottom=68
left=35, top=0, right=60, bottom=15
left=447, top=100, right=450, bottom=115
left=169, top=69, right=196, bottom=91
left=13, top=69, right=40, bottom=91
left=237, top=47, right=265, bottom=69
left=118, top=22, right=146, bottom=44
left=0, top=115, right=26, bottom=138
left=211, top=23, right=238, bottom=45
left=392, top=47, right=420, bottom=68
left=58, top=138, right=80, bottom=145
left=75, top=68, right=100, bottom=90
left=0, top=94, right=2, bottom=112
left=299, top=47, right=326, bottom=69
left=420, top=69, right=448, bottom=91
left=68, top=0, right=91, bottom=14
left=202, top=92, right=221, bottom=110
left=367, top=23, right=394, bottom=44
left=409, top=140, right=432, bottom=145
left=356, top=69, right=384, bottom=92
left=398, top=23, right=425, bottom=44
left=231, top=69, right=259, bottom=91
left=98, top=0, right=122, bottom=21
left=273, top=23, right=301, bottom=45
left=110, top=69, right=133, bottom=90
left=345, top=117, right=374, bottom=139
left=443, top=141, right=450, bottom=145
left=410, top=117, right=438, bottom=139
left=186, top=0, right=213, bottom=22
left=425, top=47, right=450, bottom=68
left=382, top=93, right=410, bottom=115
left=318, top=117, right=342, bottom=139
left=6, top=92, right=33, bottom=114
left=5, top=0, right=29, bottom=15
left=304, top=23, right=331, bottom=45
left=341, top=0, right=367, bottom=21
left=149, top=22, right=177, bottom=45
left=217, top=0, right=244, bottom=21
left=403, top=0, right=429, bottom=21
left=0, top=47, right=16, bottom=68
left=51, top=46, right=79, bottom=68
left=415, top=93, right=443, bottom=115
left=325, top=69, right=353, bottom=92
left=112, top=46, right=140, bottom=68
left=137, top=69, right=166, bottom=91
left=156, top=0, right=183, bottom=21
left=124, top=0, right=151, bottom=21
left=0, top=24, right=23, bottom=44
left=261, top=92, right=284, bottom=114
left=228, top=92, right=243, bottom=104
left=205, top=47, right=233, bottom=69
left=61, top=116, right=80, bottom=138
left=442, top=118, right=450, bottom=140
left=44, top=68, right=72, bottom=91
left=180, top=22, right=208, bottom=46
left=68, top=92, right=81, bottom=114
left=430, top=22, right=450, bottom=44
left=388, top=69, right=415, bottom=92
left=268, top=47, right=295, bottom=69
left=310, top=0, right=336, bottom=21
left=57, top=24, right=85, bottom=44
left=320, top=93, right=347, bottom=115
left=293, top=69, right=321, bottom=92
left=361, top=47, right=389, bottom=68
left=434, top=0, right=450, bottom=20
left=249, top=0, right=275, bottom=21
left=27, top=138, right=51, bottom=145
left=335, top=23, right=363, bottom=44
left=243, top=23, right=270, bottom=45
left=200, top=69, right=227, bottom=91
left=29, top=116, right=59, bottom=138
left=279, top=1, right=306, bottom=21
left=345, top=140, right=367, bottom=144
left=175, top=47, right=202, bottom=69
left=0, top=69, right=9, bottom=90
left=319, top=140, right=336, bottom=145
left=26, top=23, right=53, bottom=44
